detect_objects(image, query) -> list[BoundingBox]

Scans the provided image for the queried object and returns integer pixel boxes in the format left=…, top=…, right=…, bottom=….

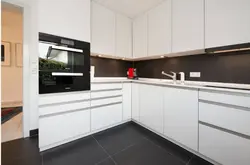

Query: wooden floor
left=2, top=112, right=23, bottom=142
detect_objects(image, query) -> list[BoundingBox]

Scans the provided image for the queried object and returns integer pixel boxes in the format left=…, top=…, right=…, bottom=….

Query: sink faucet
left=162, top=71, right=177, bottom=81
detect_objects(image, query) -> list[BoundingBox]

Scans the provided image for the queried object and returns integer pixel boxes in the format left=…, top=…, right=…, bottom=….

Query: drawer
left=39, top=101, right=90, bottom=116
left=199, top=124, right=250, bottom=165
left=199, top=90, right=250, bottom=108
left=91, top=96, right=122, bottom=107
left=91, top=103, right=122, bottom=131
left=91, top=83, right=122, bottom=91
left=39, top=110, right=90, bottom=149
left=39, top=92, right=90, bottom=106
left=199, top=102, right=250, bottom=136
left=91, top=90, right=122, bottom=99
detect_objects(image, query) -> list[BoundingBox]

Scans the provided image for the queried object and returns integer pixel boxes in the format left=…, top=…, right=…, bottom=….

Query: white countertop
left=92, top=77, right=250, bottom=94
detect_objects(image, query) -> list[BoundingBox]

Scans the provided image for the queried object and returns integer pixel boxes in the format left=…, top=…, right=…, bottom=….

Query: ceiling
left=93, top=0, right=165, bottom=18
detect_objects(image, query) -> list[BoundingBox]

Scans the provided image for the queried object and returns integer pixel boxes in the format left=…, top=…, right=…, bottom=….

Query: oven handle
left=52, top=72, right=83, bottom=76
left=51, top=45, right=83, bottom=53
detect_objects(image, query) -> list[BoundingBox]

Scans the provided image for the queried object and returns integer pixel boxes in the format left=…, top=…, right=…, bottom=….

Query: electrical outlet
left=190, top=72, right=201, bottom=78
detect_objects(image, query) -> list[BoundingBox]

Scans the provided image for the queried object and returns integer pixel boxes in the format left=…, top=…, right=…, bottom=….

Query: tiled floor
left=2, top=112, right=23, bottom=142
left=2, top=122, right=213, bottom=165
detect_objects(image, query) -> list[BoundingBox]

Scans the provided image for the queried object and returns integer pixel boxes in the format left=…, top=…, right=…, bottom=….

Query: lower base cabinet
left=91, top=103, right=123, bottom=131
left=199, top=124, right=250, bottom=165
left=39, top=110, right=91, bottom=148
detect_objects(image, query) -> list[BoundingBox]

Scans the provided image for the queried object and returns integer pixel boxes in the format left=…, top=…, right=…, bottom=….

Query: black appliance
left=39, top=33, right=90, bottom=94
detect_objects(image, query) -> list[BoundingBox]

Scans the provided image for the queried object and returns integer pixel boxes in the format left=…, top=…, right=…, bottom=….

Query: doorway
left=1, top=2, right=23, bottom=142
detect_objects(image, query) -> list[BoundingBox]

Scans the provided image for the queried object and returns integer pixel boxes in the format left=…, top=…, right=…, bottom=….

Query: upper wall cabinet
left=172, top=0, right=204, bottom=53
left=148, top=0, right=171, bottom=56
left=38, top=0, right=90, bottom=42
left=205, top=0, right=250, bottom=48
left=91, top=2, right=116, bottom=56
left=116, top=14, right=132, bottom=58
left=133, top=13, right=148, bottom=58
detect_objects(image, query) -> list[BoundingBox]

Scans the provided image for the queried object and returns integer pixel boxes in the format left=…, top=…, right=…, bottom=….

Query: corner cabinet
left=132, top=83, right=140, bottom=122
left=172, top=0, right=204, bottom=53
left=205, top=0, right=250, bottom=48
left=163, top=87, right=199, bottom=151
left=116, top=14, right=132, bottom=58
left=91, top=2, right=116, bottom=56
left=139, top=84, right=164, bottom=134
left=147, top=0, right=171, bottom=56
left=133, top=13, right=148, bottom=58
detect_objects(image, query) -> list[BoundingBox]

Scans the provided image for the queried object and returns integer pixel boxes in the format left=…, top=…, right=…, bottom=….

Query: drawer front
left=91, top=103, right=122, bottom=131
left=91, top=83, right=122, bottom=91
left=199, top=124, right=250, bottom=165
left=39, top=110, right=90, bottom=148
left=91, top=96, right=122, bottom=107
left=39, top=101, right=90, bottom=116
left=91, top=90, right=122, bottom=99
left=199, top=90, right=250, bottom=108
left=199, top=102, right=250, bottom=136
left=39, top=92, right=90, bottom=106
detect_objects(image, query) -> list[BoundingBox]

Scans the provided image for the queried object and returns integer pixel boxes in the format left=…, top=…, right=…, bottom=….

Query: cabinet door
left=172, top=0, right=204, bottom=53
left=199, top=124, right=250, bottom=165
left=148, top=0, right=171, bottom=56
left=132, top=83, right=140, bottom=122
left=116, top=14, right=132, bottom=58
left=123, top=83, right=132, bottom=121
left=133, top=13, right=147, bottom=58
left=139, top=84, right=164, bottom=134
left=205, top=0, right=250, bottom=48
left=164, top=87, right=198, bottom=151
left=91, top=2, right=115, bottom=56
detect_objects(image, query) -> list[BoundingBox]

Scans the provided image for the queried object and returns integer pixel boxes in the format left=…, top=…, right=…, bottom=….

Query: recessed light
left=160, top=56, right=165, bottom=58
left=98, top=54, right=102, bottom=57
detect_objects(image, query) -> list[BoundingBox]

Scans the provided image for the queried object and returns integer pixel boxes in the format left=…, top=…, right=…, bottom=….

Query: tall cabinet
left=205, top=0, right=250, bottom=48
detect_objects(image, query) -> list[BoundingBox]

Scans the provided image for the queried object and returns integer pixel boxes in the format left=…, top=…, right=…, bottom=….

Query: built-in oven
left=39, top=33, right=90, bottom=94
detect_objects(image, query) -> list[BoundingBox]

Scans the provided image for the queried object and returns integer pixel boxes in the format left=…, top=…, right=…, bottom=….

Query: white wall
left=38, top=0, right=91, bottom=42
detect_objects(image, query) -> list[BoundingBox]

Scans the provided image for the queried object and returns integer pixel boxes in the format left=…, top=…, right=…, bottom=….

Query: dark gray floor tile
left=93, top=123, right=146, bottom=155
left=112, top=138, right=185, bottom=165
left=4, top=154, right=42, bottom=165
left=96, top=157, right=116, bottom=165
left=134, top=124, right=193, bottom=163
left=42, top=136, right=109, bottom=165
left=188, top=156, right=214, bottom=165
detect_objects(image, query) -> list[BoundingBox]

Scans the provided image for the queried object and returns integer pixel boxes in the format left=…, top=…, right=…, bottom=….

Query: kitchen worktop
left=92, top=77, right=250, bottom=94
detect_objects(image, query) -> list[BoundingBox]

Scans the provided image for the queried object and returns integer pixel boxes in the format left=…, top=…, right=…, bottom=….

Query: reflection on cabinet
left=163, top=87, right=198, bottom=151
left=133, top=13, right=148, bottom=58
left=199, top=124, right=250, bottom=165
left=91, top=2, right=115, bottom=56
left=148, top=0, right=171, bottom=56
left=132, top=83, right=140, bottom=122
left=123, top=83, right=132, bottom=121
left=116, top=14, right=132, bottom=58
left=172, top=0, right=204, bottom=53
left=139, top=84, right=164, bottom=134
left=205, top=0, right=250, bottom=48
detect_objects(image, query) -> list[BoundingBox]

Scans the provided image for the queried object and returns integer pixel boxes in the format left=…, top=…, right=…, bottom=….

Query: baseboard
left=29, top=129, right=39, bottom=137
left=39, top=119, right=131, bottom=152
left=131, top=119, right=220, bottom=165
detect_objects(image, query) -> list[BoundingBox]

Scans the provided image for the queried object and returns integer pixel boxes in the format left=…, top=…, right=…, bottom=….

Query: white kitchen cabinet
left=38, top=0, right=90, bottom=42
left=172, top=0, right=204, bottom=53
left=199, top=124, right=250, bottom=165
left=148, top=0, right=171, bottom=56
left=91, top=2, right=115, bottom=56
left=205, top=0, right=250, bottom=48
left=116, top=14, right=132, bottom=58
left=164, top=87, right=198, bottom=151
left=133, top=13, right=148, bottom=58
left=123, top=83, right=132, bottom=121
left=91, top=103, right=122, bottom=131
left=132, top=83, right=140, bottom=122
left=139, top=84, right=164, bottom=134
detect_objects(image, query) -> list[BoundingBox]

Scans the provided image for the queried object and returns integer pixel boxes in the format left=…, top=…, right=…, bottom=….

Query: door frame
left=2, top=0, right=39, bottom=138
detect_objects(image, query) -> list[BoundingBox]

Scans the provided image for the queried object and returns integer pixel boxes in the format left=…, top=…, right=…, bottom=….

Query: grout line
left=186, top=155, right=195, bottom=165
left=92, top=135, right=117, bottom=165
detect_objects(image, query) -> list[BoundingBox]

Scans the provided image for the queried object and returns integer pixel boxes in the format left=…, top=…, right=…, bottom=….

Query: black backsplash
left=91, top=51, right=250, bottom=84
left=135, top=51, right=250, bottom=84
left=91, top=56, right=133, bottom=77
